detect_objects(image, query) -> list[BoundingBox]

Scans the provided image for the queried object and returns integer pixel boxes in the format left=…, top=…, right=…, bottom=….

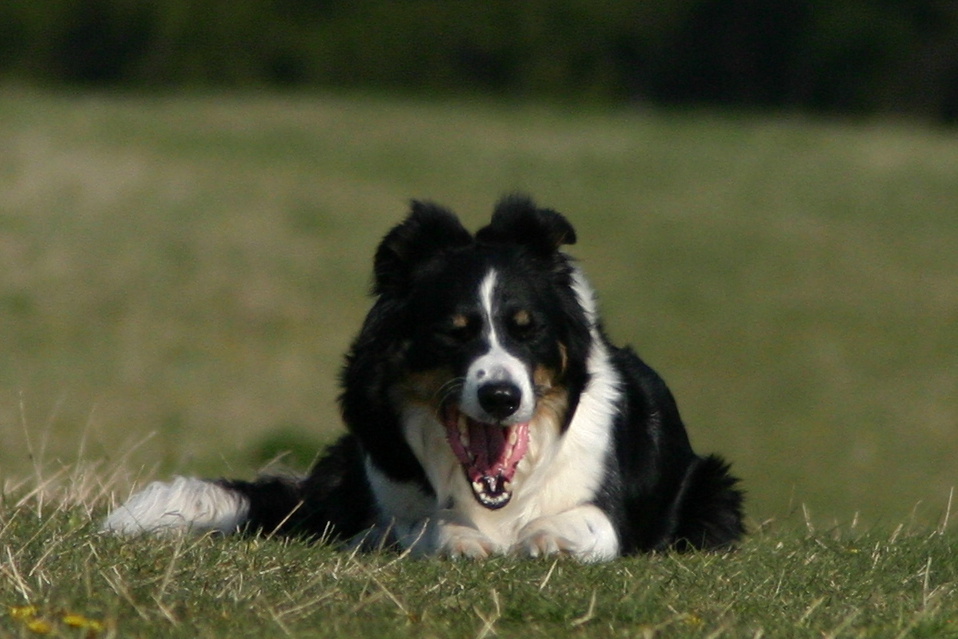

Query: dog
left=102, top=194, right=744, bottom=562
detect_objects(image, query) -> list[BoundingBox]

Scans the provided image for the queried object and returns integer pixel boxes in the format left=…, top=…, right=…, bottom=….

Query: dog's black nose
left=477, top=382, right=522, bottom=420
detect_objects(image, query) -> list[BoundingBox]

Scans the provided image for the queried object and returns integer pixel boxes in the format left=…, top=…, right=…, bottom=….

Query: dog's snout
left=477, top=381, right=522, bottom=420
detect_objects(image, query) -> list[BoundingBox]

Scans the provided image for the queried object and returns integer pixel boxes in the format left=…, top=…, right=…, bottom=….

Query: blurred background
left=3, top=0, right=958, bottom=121
left=0, top=1, right=955, bottom=530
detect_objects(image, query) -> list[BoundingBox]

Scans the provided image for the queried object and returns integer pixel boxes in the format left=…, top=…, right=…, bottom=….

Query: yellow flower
left=25, top=618, right=53, bottom=634
left=684, top=613, right=705, bottom=628
left=9, top=605, right=40, bottom=620
left=63, top=613, right=106, bottom=631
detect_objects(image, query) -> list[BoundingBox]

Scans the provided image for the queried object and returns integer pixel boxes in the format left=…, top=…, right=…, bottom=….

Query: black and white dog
left=103, top=195, right=744, bottom=561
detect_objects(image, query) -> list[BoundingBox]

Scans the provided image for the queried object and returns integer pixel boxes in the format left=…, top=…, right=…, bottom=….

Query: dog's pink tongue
left=465, top=419, right=529, bottom=483
left=470, top=421, right=502, bottom=476
left=444, top=407, right=530, bottom=484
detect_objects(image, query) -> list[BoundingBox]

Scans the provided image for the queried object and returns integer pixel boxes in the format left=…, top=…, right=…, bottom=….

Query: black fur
left=213, top=195, right=744, bottom=555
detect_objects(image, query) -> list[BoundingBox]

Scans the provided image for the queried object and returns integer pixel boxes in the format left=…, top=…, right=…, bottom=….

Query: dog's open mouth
left=443, top=404, right=530, bottom=509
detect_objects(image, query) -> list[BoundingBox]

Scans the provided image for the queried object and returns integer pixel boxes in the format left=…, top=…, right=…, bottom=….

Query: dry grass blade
left=569, top=589, right=597, bottom=627
left=4, top=545, right=34, bottom=600
left=473, top=589, right=501, bottom=639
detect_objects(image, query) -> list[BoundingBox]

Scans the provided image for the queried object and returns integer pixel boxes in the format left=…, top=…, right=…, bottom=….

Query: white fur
left=460, top=270, right=536, bottom=424
left=361, top=459, right=439, bottom=551
left=101, top=477, right=249, bottom=536
left=376, top=267, right=624, bottom=561
left=518, top=504, right=620, bottom=562
left=570, top=266, right=599, bottom=326
left=363, top=457, right=503, bottom=558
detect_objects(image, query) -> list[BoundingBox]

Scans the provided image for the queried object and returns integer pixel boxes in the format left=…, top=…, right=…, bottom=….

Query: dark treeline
left=2, top=0, right=958, bottom=122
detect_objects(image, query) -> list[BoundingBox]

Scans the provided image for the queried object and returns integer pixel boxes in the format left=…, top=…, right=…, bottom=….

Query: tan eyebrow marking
left=513, top=310, right=531, bottom=326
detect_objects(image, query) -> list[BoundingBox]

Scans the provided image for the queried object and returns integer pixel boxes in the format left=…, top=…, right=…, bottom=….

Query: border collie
left=103, top=195, right=744, bottom=562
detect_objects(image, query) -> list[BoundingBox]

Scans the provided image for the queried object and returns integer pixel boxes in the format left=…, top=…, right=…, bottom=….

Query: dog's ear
left=373, top=200, right=472, bottom=295
left=475, top=193, right=576, bottom=256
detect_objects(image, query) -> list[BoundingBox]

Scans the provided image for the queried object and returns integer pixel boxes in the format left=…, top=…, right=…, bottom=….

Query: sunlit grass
left=1, top=463, right=956, bottom=638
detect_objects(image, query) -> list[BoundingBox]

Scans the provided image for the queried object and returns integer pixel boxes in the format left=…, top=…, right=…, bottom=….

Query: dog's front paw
left=391, top=512, right=503, bottom=559
left=517, top=505, right=619, bottom=563
left=520, top=528, right=577, bottom=557
left=101, top=477, right=249, bottom=536
left=437, top=525, right=502, bottom=559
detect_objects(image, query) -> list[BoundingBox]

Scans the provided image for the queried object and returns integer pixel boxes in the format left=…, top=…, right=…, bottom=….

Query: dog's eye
left=440, top=314, right=479, bottom=343
left=505, top=310, right=538, bottom=341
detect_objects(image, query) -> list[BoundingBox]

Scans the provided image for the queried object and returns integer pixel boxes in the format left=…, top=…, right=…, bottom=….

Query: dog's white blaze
left=460, top=269, right=535, bottom=424
left=101, top=477, right=249, bottom=535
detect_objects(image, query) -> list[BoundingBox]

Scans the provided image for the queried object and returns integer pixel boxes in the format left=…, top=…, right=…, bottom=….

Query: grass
left=1, top=476, right=957, bottom=638
left=0, top=88, right=956, bottom=635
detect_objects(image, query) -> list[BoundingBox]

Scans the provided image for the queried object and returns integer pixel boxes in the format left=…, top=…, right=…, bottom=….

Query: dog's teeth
left=507, top=429, right=518, bottom=446
left=472, top=480, right=484, bottom=494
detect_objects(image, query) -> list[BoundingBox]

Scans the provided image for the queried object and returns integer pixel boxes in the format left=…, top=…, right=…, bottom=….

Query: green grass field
left=2, top=493, right=956, bottom=637
left=1, top=90, right=956, bottom=636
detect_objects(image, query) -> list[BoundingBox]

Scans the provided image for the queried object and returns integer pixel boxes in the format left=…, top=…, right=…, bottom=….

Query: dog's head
left=346, top=195, right=593, bottom=510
